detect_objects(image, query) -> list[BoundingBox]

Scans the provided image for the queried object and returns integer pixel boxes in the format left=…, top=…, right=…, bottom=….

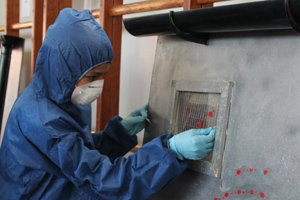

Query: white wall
left=120, top=0, right=160, bottom=144
left=0, top=0, right=4, bottom=26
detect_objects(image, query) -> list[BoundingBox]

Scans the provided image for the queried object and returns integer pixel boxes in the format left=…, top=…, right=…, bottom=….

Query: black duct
left=0, top=35, right=24, bottom=131
left=123, top=0, right=300, bottom=43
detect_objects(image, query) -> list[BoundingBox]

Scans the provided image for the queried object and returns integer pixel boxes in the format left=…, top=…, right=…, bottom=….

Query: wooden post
left=96, top=0, right=123, bottom=131
left=59, top=0, right=73, bottom=11
left=43, top=0, right=72, bottom=40
left=184, top=0, right=215, bottom=10
left=31, top=0, right=44, bottom=78
left=201, top=3, right=214, bottom=8
left=5, top=0, right=20, bottom=36
left=29, top=0, right=72, bottom=77
left=184, top=0, right=202, bottom=10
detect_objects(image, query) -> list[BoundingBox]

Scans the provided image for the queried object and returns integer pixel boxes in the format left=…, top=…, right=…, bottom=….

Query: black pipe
left=0, top=35, right=24, bottom=131
left=123, top=0, right=300, bottom=37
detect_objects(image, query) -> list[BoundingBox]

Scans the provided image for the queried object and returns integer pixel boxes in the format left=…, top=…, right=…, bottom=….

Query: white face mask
left=71, top=79, right=104, bottom=105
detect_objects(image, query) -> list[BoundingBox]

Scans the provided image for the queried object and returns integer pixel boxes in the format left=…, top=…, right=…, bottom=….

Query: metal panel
left=145, top=29, right=300, bottom=199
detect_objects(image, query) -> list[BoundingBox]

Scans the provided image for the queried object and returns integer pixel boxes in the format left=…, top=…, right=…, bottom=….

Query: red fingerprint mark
left=215, top=190, right=268, bottom=200
left=263, top=170, right=268, bottom=175
left=198, top=109, right=216, bottom=129
left=236, top=170, right=241, bottom=176
left=249, top=168, right=253, bottom=172
left=198, top=122, right=203, bottom=129
left=260, top=192, right=266, bottom=198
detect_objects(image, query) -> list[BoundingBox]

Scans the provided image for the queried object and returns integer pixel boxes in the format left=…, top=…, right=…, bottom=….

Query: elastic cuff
left=110, top=116, right=137, bottom=147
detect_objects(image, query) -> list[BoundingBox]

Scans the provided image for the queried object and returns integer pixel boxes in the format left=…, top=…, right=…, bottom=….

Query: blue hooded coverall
left=0, top=8, right=187, bottom=200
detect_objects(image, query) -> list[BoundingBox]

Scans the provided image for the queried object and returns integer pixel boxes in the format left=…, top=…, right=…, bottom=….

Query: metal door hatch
left=169, top=80, right=233, bottom=178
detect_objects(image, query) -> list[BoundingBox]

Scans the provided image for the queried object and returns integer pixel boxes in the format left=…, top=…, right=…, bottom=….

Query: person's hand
left=168, top=127, right=215, bottom=160
left=121, top=104, right=148, bottom=136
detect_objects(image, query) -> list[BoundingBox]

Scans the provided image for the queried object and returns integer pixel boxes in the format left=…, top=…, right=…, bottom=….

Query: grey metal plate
left=145, top=30, right=300, bottom=200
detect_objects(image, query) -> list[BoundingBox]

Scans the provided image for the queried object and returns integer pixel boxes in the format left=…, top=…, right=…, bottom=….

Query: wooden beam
left=0, top=26, right=4, bottom=32
left=201, top=3, right=214, bottom=8
left=91, top=9, right=100, bottom=18
left=110, top=0, right=184, bottom=16
left=5, top=0, right=20, bottom=36
left=109, top=0, right=232, bottom=16
left=96, top=0, right=123, bottom=131
left=31, top=0, right=44, bottom=78
left=11, top=22, right=33, bottom=30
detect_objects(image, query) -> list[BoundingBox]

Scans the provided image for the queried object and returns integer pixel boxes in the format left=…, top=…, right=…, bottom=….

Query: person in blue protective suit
left=0, top=8, right=215, bottom=200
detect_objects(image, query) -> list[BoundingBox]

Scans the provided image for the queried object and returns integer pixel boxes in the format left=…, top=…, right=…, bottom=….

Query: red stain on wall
left=214, top=190, right=268, bottom=199
left=235, top=168, right=271, bottom=176
left=198, top=122, right=203, bottom=129
left=208, top=111, right=214, bottom=117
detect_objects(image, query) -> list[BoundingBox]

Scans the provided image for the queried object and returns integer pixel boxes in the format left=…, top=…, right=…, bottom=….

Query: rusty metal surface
left=145, top=29, right=300, bottom=199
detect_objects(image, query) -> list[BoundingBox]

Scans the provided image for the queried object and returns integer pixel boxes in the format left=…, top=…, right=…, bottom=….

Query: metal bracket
left=169, top=11, right=209, bottom=45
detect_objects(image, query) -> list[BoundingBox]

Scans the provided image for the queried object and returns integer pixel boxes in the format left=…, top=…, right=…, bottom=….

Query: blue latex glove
left=121, top=104, right=148, bottom=136
left=168, top=127, right=215, bottom=160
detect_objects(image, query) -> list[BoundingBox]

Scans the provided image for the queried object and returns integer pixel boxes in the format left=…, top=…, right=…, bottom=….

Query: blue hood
left=31, top=8, right=113, bottom=104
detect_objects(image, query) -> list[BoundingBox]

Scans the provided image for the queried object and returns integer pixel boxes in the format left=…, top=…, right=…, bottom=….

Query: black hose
left=123, top=0, right=300, bottom=37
